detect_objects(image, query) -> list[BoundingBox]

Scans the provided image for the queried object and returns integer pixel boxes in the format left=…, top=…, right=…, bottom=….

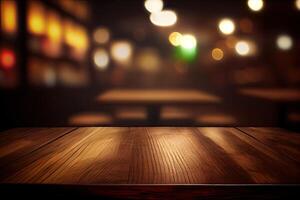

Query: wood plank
left=197, top=128, right=300, bottom=183
left=237, top=127, right=300, bottom=164
left=1, top=127, right=300, bottom=184
left=128, top=127, right=253, bottom=184
left=0, top=127, right=133, bottom=184
left=0, top=128, right=76, bottom=168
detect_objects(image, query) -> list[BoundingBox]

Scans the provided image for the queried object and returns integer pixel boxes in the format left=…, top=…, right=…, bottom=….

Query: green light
left=174, top=45, right=198, bottom=62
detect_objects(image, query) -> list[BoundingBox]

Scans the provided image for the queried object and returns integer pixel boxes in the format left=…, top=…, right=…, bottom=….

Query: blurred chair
left=68, top=112, right=113, bottom=126
left=114, top=107, right=147, bottom=121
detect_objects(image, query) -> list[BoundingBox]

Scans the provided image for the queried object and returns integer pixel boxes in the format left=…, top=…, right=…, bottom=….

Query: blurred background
left=0, top=0, right=300, bottom=128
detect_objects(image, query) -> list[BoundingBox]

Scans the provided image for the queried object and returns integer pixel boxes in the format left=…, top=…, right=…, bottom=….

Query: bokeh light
left=150, top=10, right=177, bottom=27
left=235, top=41, right=250, bottom=56
left=218, top=18, right=235, bottom=35
left=1, top=0, right=17, bottom=34
left=94, top=48, right=110, bottom=70
left=0, top=49, right=16, bottom=69
left=93, top=27, right=110, bottom=44
left=144, top=0, right=163, bottom=13
left=47, top=11, right=62, bottom=43
left=276, top=34, right=293, bottom=51
left=247, top=0, right=264, bottom=12
left=296, top=0, right=300, bottom=10
left=169, top=32, right=182, bottom=47
left=27, top=1, right=46, bottom=35
left=180, top=34, right=197, bottom=49
left=212, top=48, right=224, bottom=61
left=111, top=41, right=133, bottom=63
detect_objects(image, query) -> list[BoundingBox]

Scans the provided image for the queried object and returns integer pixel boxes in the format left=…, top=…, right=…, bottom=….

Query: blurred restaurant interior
left=0, top=0, right=300, bottom=128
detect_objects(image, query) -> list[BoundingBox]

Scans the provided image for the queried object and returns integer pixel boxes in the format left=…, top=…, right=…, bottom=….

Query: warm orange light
left=169, top=32, right=182, bottom=46
left=47, top=11, right=62, bottom=42
left=1, top=49, right=15, bottom=69
left=27, top=1, right=46, bottom=35
left=74, top=26, right=89, bottom=51
left=64, top=21, right=88, bottom=51
left=212, top=48, right=224, bottom=61
left=1, top=0, right=17, bottom=34
left=64, top=20, right=75, bottom=46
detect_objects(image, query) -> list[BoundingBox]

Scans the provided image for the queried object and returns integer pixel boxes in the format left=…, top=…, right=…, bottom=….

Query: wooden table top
left=96, top=89, right=221, bottom=105
left=239, top=88, right=300, bottom=102
left=0, top=127, right=299, bottom=184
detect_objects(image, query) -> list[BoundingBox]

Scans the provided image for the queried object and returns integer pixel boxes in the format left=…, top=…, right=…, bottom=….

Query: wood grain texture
left=0, top=127, right=299, bottom=184
left=0, top=128, right=76, bottom=168
left=238, top=127, right=300, bottom=164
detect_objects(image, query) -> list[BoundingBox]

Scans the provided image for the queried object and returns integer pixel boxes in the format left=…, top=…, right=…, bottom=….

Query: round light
left=218, top=18, right=235, bottom=35
left=169, top=32, right=182, bottom=46
left=93, top=27, right=110, bottom=44
left=212, top=48, right=224, bottom=61
left=111, top=41, right=133, bottom=63
left=235, top=41, right=250, bottom=56
left=144, top=0, right=163, bottom=13
left=94, top=49, right=109, bottom=70
left=150, top=10, right=177, bottom=27
left=296, top=0, right=300, bottom=10
left=0, top=49, right=15, bottom=69
left=276, top=35, right=293, bottom=51
left=247, top=0, right=264, bottom=12
left=180, top=34, right=197, bottom=49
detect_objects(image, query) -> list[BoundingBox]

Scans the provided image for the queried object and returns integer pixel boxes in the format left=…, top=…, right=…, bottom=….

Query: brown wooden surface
left=96, top=89, right=221, bottom=104
left=239, top=88, right=300, bottom=102
left=0, top=127, right=300, bottom=184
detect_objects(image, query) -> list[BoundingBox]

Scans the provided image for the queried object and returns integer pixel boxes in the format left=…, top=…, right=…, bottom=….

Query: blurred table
left=239, top=88, right=300, bottom=127
left=239, top=88, right=300, bottom=102
left=96, top=89, right=221, bottom=123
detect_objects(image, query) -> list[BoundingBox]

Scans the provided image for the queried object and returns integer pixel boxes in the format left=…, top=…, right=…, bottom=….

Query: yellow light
left=180, top=34, right=197, bottom=49
left=144, top=0, right=163, bottom=13
left=75, top=26, right=89, bottom=50
left=296, top=0, right=300, bottom=10
left=212, top=48, right=224, bottom=61
left=47, top=11, right=62, bottom=42
left=150, top=10, right=177, bottom=27
left=94, top=48, right=109, bottom=70
left=64, top=20, right=75, bottom=46
left=235, top=41, right=250, bottom=56
left=247, top=0, right=264, bottom=12
left=169, top=32, right=182, bottom=46
left=111, top=41, right=133, bottom=63
left=93, top=27, right=110, bottom=44
left=28, top=2, right=46, bottom=35
left=218, top=18, right=235, bottom=35
left=276, top=34, right=293, bottom=51
left=1, top=0, right=17, bottom=34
